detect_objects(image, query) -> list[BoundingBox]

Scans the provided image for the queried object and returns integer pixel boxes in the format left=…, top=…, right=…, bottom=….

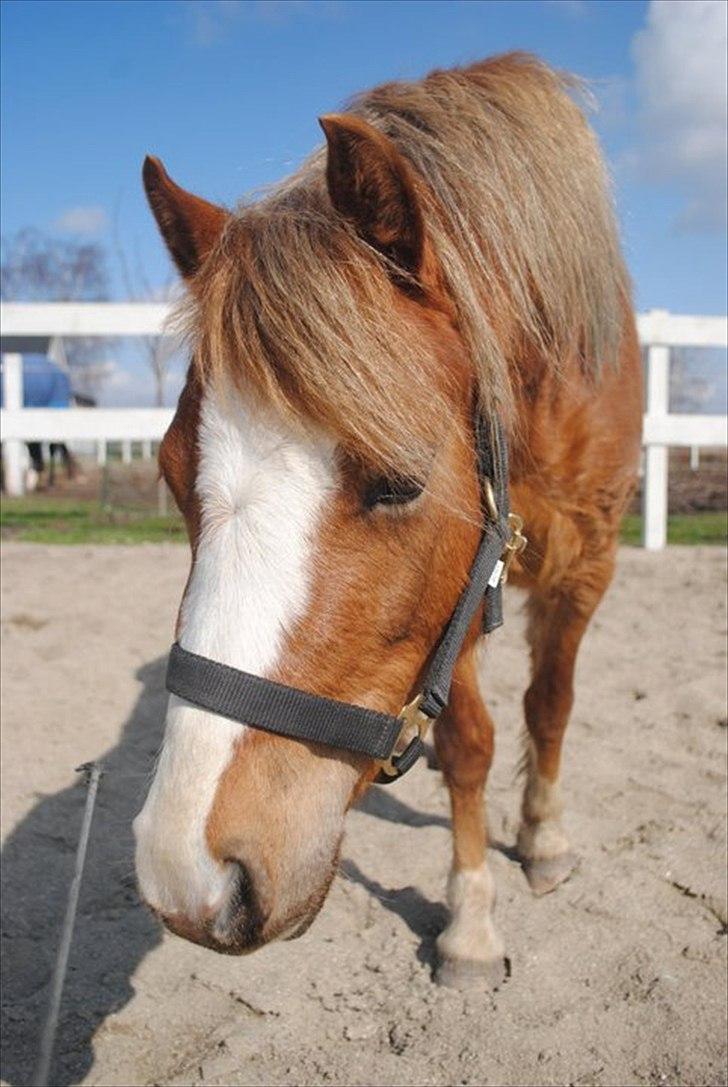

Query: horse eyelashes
left=363, top=476, right=424, bottom=509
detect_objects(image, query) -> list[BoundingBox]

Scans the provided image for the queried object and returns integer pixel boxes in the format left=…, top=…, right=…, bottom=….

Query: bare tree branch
left=112, top=195, right=176, bottom=406
left=1, top=228, right=111, bottom=398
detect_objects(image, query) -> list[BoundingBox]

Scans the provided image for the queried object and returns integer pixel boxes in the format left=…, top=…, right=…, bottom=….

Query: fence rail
left=0, top=407, right=174, bottom=443
left=2, top=303, right=727, bottom=549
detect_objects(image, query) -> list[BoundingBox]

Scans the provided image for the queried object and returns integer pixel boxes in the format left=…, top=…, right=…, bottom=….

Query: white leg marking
left=437, top=863, right=503, bottom=966
left=517, top=743, right=570, bottom=861
left=134, top=383, right=336, bottom=916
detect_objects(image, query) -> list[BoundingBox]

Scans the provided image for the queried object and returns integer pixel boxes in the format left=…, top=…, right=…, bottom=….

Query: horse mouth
left=282, top=911, right=318, bottom=941
left=273, top=863, right=339, bottom=945
left=155, top=860, right=337, bottom=955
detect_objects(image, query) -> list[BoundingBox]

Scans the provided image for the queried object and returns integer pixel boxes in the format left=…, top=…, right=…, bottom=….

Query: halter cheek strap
left=165, top=418, right=525, bottom=784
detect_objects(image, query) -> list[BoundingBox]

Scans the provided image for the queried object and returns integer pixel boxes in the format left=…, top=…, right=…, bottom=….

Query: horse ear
left=142, top=156, right=227, bottom=278
left=319, top=114, right=425, bottom=281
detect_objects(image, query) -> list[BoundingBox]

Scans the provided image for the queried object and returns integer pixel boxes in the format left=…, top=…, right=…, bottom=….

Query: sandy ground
left=1, top=543, right=726, bottom=1087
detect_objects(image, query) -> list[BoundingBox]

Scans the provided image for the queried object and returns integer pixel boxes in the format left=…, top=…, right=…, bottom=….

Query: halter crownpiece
left=165, top=417, right=525, bottom=783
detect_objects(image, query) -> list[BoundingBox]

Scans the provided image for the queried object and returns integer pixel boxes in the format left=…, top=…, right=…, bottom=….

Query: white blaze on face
left=134, top=383, right=336, bottom=918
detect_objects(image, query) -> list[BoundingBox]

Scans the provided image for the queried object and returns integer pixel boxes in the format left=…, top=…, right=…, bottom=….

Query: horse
left=133, top=53, right=642, bottom=987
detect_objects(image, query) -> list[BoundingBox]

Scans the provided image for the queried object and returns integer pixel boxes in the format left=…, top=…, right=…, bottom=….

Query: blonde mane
left=184, top=52, right=629, bottom=480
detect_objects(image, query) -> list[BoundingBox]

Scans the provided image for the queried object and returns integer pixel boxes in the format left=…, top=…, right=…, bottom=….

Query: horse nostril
left=226, top=858, right=255, bottom=912
left=211, top=859, right=265, bottom=949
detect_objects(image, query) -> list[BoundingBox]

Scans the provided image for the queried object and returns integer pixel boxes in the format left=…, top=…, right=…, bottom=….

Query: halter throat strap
left=166, top=418, right=514, bottom=783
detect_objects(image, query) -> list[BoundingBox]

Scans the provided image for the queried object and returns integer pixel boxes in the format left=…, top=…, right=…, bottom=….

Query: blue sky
left=2, top=0, right=726, bottom=404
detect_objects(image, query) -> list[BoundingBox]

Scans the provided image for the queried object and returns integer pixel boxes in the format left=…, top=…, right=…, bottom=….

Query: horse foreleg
left=517, top=556, right=614, bottom=895
left=434, top=645, right=505, bottom=988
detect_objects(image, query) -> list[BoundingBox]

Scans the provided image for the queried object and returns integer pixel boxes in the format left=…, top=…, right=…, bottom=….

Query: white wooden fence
left=637, top=310, right=727, bottom=547
left=1, top=303, right=727, bottom=549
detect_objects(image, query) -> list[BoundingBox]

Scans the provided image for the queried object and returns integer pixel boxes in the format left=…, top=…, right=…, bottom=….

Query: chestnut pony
left=134, top=54, right=642, bottom=986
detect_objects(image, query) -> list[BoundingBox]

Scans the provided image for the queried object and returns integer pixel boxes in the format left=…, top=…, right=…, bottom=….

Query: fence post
left=141, top=439, right=152, bottom=461
left=2, top=353, right=25, bottom=496
left=121, top=439, right=132, bottom=465
left=97, top=440, right=107, bottom=467
left=642, top=343, right=670, bottom=550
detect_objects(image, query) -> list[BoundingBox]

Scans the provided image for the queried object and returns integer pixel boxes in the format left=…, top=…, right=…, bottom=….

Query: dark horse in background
left=133, top=53, right=642, bottom=986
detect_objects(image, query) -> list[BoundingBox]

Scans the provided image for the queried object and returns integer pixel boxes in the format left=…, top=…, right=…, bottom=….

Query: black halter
left=165, top=418, right=524, bottom=783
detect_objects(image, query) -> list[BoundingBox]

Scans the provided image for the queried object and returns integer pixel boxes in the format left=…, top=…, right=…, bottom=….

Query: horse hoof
left=522, top=851, right=578, bottom=896
left=435, top=955, right=509, bottom=991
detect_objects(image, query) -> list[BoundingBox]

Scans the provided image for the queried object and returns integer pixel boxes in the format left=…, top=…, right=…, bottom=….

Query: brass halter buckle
left=483, top=479, right=499, bottom=523
left=482, top=480, right=527, bottom=586
left=377, top=694, right=433, bottom=779
left=501, top=512, right=527, bottom=583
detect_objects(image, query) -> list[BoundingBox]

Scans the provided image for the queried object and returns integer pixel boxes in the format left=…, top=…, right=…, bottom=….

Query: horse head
left=133, top=116, right=484, bottom=952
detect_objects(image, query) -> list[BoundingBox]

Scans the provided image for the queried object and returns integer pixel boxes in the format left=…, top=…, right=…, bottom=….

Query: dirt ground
left=1, top=543, right=726, bottom=1087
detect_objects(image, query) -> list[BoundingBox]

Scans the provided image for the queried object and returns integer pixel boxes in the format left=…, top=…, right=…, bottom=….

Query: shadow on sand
left=354, top=780, right=450, bottom=829
left=0, top=657, right=167, bottom=1087
left=1, top=665, right=460, bottom=1084
left=340, top=858, right=449, bottom=971
left=343, top=780, right=452, bottom=971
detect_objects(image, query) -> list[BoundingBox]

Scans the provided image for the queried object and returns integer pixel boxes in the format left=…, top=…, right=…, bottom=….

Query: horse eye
left=363, top=475, right=424, bottom=509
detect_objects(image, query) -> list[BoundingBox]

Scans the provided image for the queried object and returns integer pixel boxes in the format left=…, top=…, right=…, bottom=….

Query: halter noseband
left=165, top=418, right=525, bottom=784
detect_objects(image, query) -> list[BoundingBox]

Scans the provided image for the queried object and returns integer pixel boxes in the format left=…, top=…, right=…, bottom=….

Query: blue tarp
left=0, top=354, right=71, bottom=408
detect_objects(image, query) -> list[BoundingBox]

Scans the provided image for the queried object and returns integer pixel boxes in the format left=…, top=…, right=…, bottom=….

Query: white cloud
left=183, top=0, right=343, bottom=45
left=544, top=0, right=588, bottom=18
left=185, top=0, right=241, bottom=45
left=183, top=0, right=342, bottom=45
left=631, top=0, right=727, bottom=232
left=54, top=205, right=108, bottom=236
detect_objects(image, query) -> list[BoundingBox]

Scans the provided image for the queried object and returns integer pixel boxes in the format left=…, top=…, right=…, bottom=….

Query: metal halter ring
left=377, top=694, right=433, bottom=779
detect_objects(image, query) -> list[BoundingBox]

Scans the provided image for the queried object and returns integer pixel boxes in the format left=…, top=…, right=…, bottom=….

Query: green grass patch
left=1, top=497, right=186, bottom=544
left=621, top=511, right=728, bottom=546
left=2, top=497, right=726, bottom=547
